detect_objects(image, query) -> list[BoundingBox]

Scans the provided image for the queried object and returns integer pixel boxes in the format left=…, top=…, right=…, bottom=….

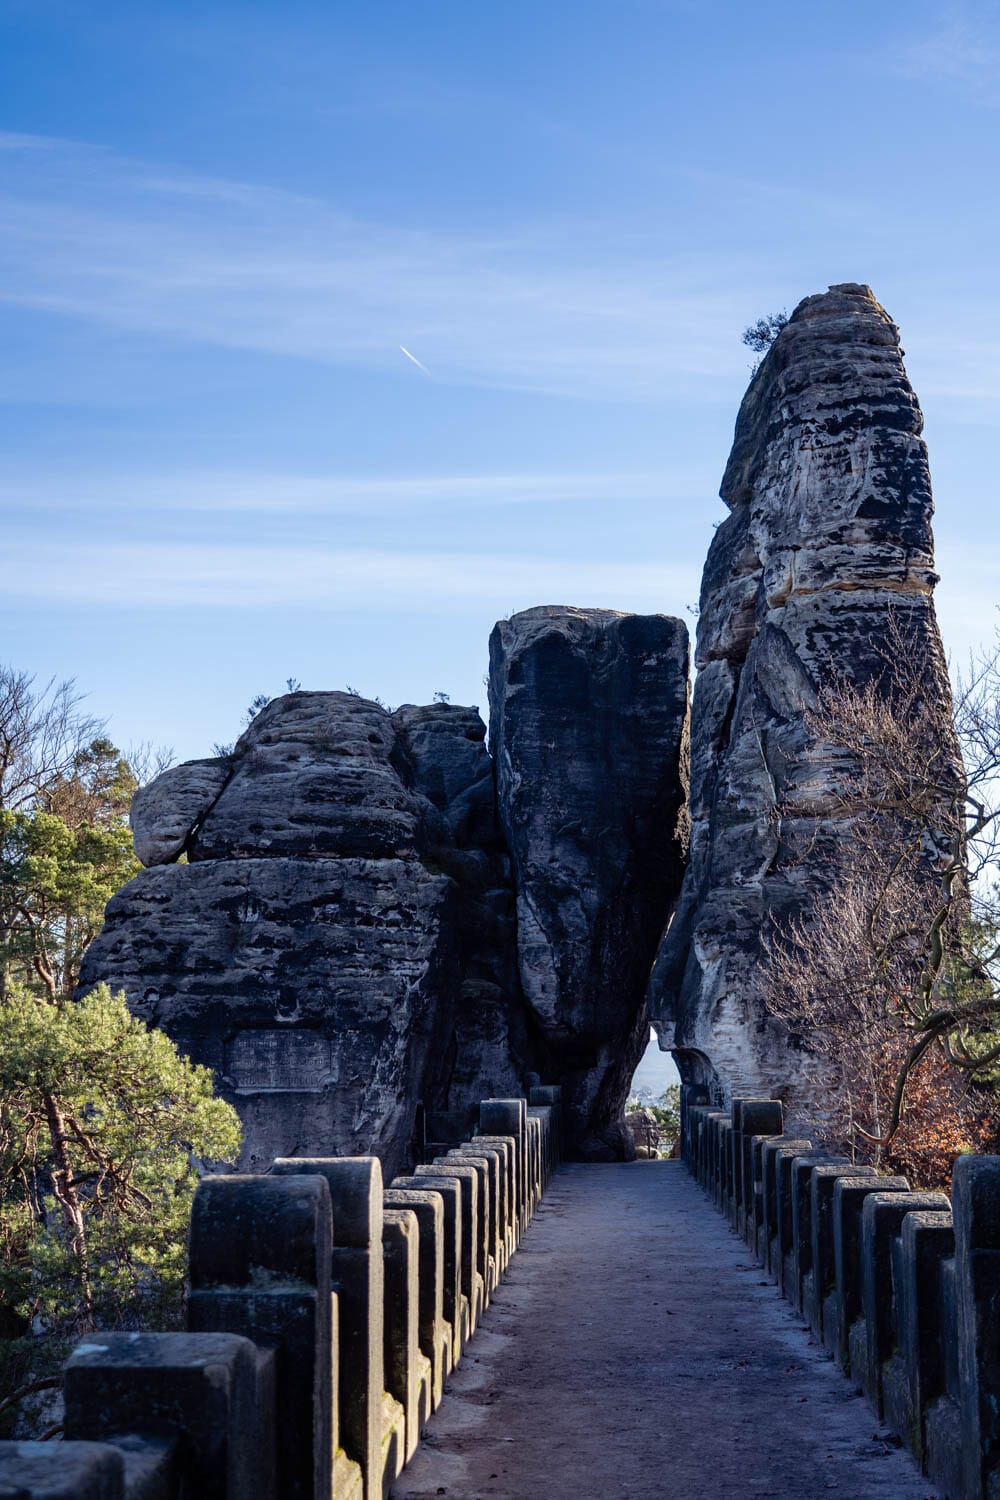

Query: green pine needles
left=0, top=984, right=241, bottom=1337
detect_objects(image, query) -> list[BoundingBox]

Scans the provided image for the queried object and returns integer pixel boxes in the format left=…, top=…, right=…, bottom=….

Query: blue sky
left=3, top=0, right=999, bottom=762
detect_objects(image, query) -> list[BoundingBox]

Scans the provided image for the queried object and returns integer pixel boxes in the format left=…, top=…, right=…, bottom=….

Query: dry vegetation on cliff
left=763, top=620, right=1000, bottom=1184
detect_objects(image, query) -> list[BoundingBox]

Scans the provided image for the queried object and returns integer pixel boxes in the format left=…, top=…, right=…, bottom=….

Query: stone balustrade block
left=858, top=1191, right=950, bottom=1413
left=382, top=1209, right=421, bottom=1466
left=383, top=1188, right=446, bottom=1413
left=760, top=1138, right=812, bottom=1278
left=64, top=1332, right=269, bottom=1500
left=952, top=1154, right=1000, bottom=1500
left=395, top=1173, right=463, bottom=1366
left=0, top=1441, right=130, bottom=1499
left=186, top=1172, right=342, bottom=1500
left=272, top=1157, right=401, bottom=1500
left=807, top=1163, right=875, bottom=1340
left=831, top=1175, right=909, bottom=1370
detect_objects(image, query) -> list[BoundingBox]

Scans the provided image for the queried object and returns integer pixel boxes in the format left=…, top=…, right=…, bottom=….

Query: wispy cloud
left=1, top=532, right=699, bottom=615
left=0, top=132, right=774, bottom=401
left=0, top=466, right=714, bottom=517
left=898, top=12, right=1000, bottom=103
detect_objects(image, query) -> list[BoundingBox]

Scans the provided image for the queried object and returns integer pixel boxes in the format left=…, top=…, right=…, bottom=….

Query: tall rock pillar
left=490, top=606, right=689, bottom=1157
left=649, top=283, right=955, bottom=1120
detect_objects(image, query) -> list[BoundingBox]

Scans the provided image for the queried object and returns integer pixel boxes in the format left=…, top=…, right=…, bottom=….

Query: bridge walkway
left=392, top=1161, right=937, bottom=1500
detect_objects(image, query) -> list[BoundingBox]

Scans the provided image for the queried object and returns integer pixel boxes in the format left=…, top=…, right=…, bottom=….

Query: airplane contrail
left=399, top=345, right=432, bottom=376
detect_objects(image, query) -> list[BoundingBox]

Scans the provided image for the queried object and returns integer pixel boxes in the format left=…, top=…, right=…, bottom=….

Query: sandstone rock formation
left=81, top=692, right=530, bottom=1175
left=649, top=283, right=955, bottom=1119
left=85, top=609, right=692, bottom=1169
left=489, top=606, right=690, bottom=1157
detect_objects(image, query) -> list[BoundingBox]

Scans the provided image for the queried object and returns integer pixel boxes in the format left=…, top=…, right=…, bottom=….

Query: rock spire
left=649, top=283, right=956, bottom=1117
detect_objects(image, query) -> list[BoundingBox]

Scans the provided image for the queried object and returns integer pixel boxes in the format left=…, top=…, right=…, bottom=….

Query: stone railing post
left=429, top=1158, right=484, bottom=1329
left=382, top=1208, right=421, bottom=1467
left=688, top=1104, right=703, bottom=1181
left=0, top=1442, right=136, bottom=1497
left=763, top=1139, right=812, bottom=1283
left=680, top=1083, right=709, bottom=1168
left=953, top=1154, right=1000, bottom=1500
left=831, top=1174, right=909, bottom=1370
left=805, top=1163, right=874, bottom=1340
left=705, top=1112, right=727, bottom=1202
left=733, top=1100, right=782, bottom=1241
left=444, top=1148, right=497, bottom=1299
left=528, top=1085, right=563, bottom=1164
left=272, top=1156, right=403, bottom=1500
left=466, top=1142, right=505, bottom=1282
left=783, top=1152, right=831, bottom=1309
left=695, top=1104, right=710, bottom=1182
left=859, top=1190, right=949, bottom=1415
left=480, top=1099, right=527, bottom=1239
left=393, top=1171, right=463, bottom=1367
left=186, top=1172, right=346, bottom=1500
left=65, top=1331, right=269, bottom=1500
left=719, top=1119, right=734, bottom=1214
left=524, top=1115, right=540, bottom=1209
left=894, top=1209, right=956, bottom=1480
left=415, top=1164, right=477, bottom=1342
left=468, top=1135, right=516, bottom=1268
left=528, top=1105, right=554, bottom=1185
left=383, top=1187, right=446, bottom=1414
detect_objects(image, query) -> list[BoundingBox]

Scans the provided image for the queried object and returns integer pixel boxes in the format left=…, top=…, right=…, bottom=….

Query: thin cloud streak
left=399, top=345, right=432, bottom=376
left=2, top=534, right=698, bottom=615
left=0, top=133, right=774, bottom=402
left=0, top=466, right=717, bottom=516
left=899, top=15, right=1000, bottom=100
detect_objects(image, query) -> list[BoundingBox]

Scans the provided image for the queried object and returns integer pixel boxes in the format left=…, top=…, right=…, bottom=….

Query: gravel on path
left=392, top=1160, right=938, bottom=1500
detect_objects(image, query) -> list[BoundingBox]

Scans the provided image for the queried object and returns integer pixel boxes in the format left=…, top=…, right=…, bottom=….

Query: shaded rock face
left=489, top=606, right=690, bottom=1158
left=81, top=692, right=531, bottom=1176
left=649, top=283, right=955, bottom=1120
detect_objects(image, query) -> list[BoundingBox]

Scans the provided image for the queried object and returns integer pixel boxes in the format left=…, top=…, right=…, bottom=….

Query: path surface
left=393, top=1162, right=937, bottom=1500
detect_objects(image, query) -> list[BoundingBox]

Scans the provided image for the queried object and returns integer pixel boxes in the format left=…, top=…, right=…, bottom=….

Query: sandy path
left=392, top=1161, right=936, bottom=1500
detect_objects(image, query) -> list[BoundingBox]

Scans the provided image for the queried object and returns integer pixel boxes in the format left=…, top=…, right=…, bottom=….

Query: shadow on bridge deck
left=392, top=1161, right=937, bottom=1500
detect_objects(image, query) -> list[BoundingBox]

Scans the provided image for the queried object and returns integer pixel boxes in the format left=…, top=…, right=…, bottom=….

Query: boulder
left=489, top=605, right=689, bottom=1157
left=190, top=692, right=433, bottom=861
left=81, top=692, right=532, bottom=1176
left=130, top=757, right=231, bottom=866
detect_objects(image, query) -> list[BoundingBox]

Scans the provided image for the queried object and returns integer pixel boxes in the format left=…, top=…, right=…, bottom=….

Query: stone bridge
left=2, top=1088, right=999, bottom=1499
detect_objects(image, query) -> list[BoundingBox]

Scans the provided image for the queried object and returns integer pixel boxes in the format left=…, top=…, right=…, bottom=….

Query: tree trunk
left=41, top=1089, right=92, bottom=1326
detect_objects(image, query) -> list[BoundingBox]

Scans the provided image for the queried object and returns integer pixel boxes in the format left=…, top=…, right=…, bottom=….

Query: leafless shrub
left=762, top=614, right=1000, bottom=1172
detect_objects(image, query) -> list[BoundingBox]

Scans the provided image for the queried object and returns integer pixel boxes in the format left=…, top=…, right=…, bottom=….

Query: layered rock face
left=489, top=606, right=690, bottom=1157
left=649, top=283, right=955, bottom=1118
left=80, top=692, right=529, bottom=1175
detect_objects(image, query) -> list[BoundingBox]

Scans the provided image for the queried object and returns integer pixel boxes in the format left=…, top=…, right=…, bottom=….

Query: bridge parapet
left=681, top=1090, right=1000, bottom=1500
left=0, top=1089, right=560, bottom=1500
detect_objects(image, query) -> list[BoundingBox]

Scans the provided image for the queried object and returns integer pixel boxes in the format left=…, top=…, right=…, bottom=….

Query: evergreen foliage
left=0, top=984, right=240, bottom=1332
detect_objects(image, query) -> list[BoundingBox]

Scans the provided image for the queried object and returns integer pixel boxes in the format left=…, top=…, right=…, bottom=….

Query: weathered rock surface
left=81, top=692, right=531, bottom=1176
left=130, top=758, right=230, bottom=866
left=191, top=693, right=433, bottom=861
left=489, top=606, right=690, bottom=1158
left=84, top=856, right=459, bottom=1172
left=649, top=283, right=955, bottom=1120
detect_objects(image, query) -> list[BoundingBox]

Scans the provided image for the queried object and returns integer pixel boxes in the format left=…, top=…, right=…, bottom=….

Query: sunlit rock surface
left=649, top=283, right=956, bottom=1122
left=489, top=606, right=690, bottom=1158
